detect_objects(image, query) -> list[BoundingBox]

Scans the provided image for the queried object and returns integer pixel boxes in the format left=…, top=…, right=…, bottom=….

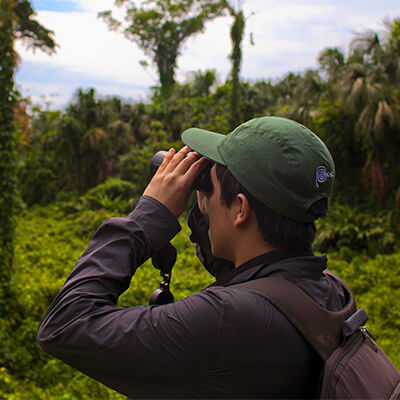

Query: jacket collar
left=212, top=250, right=327, bottom=287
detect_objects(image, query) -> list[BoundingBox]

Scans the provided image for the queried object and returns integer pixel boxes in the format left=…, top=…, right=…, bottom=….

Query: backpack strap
left=231, top=271, right=356, bottom=360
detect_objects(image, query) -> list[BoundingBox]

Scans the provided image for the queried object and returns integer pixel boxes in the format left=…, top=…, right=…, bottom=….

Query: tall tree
left=47, top=88, right=134, bottom=193
left=99, top=0, right=226, bottom=97
left=318, top=47, right=345, bottom=86
left=342, top=26, right=400, bottom=201
left=317, top=19, right=400, bottom=202
left=0, top=0, right=56, bottom=309
left=226, top=1, right=245, bottom=130
left=277, top=69, right=324, bottom=127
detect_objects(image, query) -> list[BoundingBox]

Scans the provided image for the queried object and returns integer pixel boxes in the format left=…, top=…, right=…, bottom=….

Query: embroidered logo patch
left=315, top=166, right=334, bottom=188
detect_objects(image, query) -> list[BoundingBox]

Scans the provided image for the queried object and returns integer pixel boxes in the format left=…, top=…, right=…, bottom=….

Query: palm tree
left=318, top=47, right=345, bottom=82
left=289, top=69, right=325, bottom=127
left=319, top=21, right=400, bottom=202
left=338, top=26, right=400, bottom=201
left=274, top=70, right=324, bottom=128
left=48, top=89, right=136, bottom=192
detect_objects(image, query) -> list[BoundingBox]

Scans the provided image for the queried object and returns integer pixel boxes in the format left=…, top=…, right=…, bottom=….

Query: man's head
left=182, top=116, right=335, bottom=224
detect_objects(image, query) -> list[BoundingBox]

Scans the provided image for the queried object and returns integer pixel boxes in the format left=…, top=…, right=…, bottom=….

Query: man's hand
left=143, top=147, right=210, bottom=219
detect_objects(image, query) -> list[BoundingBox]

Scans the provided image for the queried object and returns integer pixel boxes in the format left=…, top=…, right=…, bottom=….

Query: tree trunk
left=155, top=42, right=178, bottom=98
left=362, top=156, right=387, bottom=202
left=0, top=0, right=18, bottom=311
left=229, top=10, right=245, bottom=130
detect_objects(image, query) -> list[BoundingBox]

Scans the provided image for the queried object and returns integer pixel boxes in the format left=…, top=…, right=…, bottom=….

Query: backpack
left=234, top=271, right=400, bottom=399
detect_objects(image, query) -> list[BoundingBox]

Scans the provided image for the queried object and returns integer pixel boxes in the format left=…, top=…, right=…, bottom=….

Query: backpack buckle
left=342, top=308, right=369, bottom=338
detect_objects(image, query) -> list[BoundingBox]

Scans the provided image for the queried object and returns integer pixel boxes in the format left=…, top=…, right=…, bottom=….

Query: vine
left=0, top=0, right=56, bottom=312
left=0, top=0, right=18, bottom=310
left=229, top=9, right=245, bottom=130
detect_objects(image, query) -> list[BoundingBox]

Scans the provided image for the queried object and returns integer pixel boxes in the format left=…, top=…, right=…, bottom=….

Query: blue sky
left=30, top=0, right=83, bottom=12
left=15, top=0, right=400, bottom=109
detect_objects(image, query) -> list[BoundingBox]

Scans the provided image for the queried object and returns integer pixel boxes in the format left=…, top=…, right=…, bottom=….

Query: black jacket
left=38, top=196, right=348, bottom=399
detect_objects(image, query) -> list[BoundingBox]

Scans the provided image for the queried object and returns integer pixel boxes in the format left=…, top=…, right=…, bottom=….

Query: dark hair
left=214, top=164, right=328, bottom=253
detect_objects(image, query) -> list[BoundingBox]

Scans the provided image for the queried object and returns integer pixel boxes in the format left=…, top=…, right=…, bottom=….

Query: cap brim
left=182, top=128, right=227, bottom=165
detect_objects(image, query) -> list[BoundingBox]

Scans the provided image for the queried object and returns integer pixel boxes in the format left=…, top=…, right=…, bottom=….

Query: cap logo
left=316, top=166, right=334, bottom=188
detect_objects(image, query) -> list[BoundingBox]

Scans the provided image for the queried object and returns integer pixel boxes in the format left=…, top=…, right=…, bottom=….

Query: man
left=38, top=116, right=344, bottom=399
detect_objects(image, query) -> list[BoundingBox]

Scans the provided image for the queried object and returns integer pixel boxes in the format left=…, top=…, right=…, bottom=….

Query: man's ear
left=196, top=191, right=209, bottom=215
left=233, top=193, right=252, bottom=227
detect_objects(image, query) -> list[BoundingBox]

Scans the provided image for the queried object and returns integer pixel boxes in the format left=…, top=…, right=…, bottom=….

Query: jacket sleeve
left=37, top=196, right=224, bottom=398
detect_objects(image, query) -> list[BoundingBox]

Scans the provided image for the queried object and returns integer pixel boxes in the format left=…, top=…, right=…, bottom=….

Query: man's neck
left=234, top=242, right=277, bottom=268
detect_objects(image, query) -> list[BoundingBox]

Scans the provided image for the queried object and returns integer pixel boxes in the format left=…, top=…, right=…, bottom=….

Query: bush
left=328, top=252, right=400, bottom=368
left=117, top=146, right=154, bottom=194
left=85, top=178, right=139, bottom=202
left=315, top=203, right=400, bottom=258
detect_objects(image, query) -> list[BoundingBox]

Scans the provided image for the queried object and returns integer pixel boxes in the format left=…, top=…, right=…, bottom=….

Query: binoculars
left=148, top=150, right=212, bottom=306
left=150, top=150, right=213, bottom=193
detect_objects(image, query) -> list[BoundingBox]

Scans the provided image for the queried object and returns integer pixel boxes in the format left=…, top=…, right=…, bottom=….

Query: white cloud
left=16, top=4, right=155, bottom=86
left=15, top=0, right=400, bottom=108
left=177, top=0, right=400, bottom=82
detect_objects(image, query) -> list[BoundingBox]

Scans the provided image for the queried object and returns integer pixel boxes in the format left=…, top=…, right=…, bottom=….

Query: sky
left=15, top=0, right=400, bottom=109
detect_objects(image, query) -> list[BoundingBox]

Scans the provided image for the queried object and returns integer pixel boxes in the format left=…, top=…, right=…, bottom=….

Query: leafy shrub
left=117, top=145, right=154, bottom=194
left=315, top=203, right=399, bottom=258
left=85, top=178, right=139, bottom=203
left=117, top=135, right=182, bottom=195
left=328, top=252, right=400, bottom=368
left=18, top=162, right=59, bottom=205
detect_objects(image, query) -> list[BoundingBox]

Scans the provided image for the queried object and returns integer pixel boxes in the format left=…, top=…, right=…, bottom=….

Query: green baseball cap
left=182, top=116, right=335, bottom=223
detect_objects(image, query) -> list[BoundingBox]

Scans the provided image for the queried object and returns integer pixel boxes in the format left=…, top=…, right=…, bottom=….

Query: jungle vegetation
left=1, top=1, right=400, bottom=398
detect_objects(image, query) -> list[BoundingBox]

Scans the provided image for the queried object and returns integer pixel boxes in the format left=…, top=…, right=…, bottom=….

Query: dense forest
left=1, top=1, right=400, bottom=398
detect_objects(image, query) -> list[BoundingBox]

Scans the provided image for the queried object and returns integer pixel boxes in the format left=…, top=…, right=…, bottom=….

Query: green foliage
left=12, top=0, right=57, bottom=51
left=117, top=145, right=155, bottom=192
left=17, top=88, right=141, bottom=202
left=228, top=8, right=245, bottom=129
left=19, top=18, right=400, bottom=207
left=1, top=178, right=399, bottom=399
left=315, top=203, right=400, bottom=258
left=315, top=203, right=400, bottom=367
left=0, top=185, right=214, bottom=398
left=55, top=88, right=135, bottom=193
left=2, top=197, right=399, bottom=399
left=0, top=0, right=56, bottom=313
left=0, top=201, right=130, bottom=399
left=328, top=252, right=400, bottom=368
left=18, top=148, right=59, bottom=205
left=315, top=18, right=400, bottom=203
left=0, top=0, right=18, bottom=309
left=117, top=123, right=182, bottom=190
left=85, top=177, right=138, bottom=202
left=5, top=13, right=400, bottom=399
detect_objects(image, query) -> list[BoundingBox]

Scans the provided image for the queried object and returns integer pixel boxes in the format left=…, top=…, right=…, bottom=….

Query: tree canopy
left=99, top=0, right=226, bottom=95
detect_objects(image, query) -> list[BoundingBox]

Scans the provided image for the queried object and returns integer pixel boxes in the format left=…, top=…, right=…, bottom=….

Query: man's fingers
left=161, top=147, right=203, bottom=177
left=157, top=148, right=176, bottom=172
left=143, top=146, right=210, bottom=218
left=164, top=146, right=192, bottom=170
left=185, top=156, right=210, bottom=183
left=174, top=151, right=204, bottom=175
